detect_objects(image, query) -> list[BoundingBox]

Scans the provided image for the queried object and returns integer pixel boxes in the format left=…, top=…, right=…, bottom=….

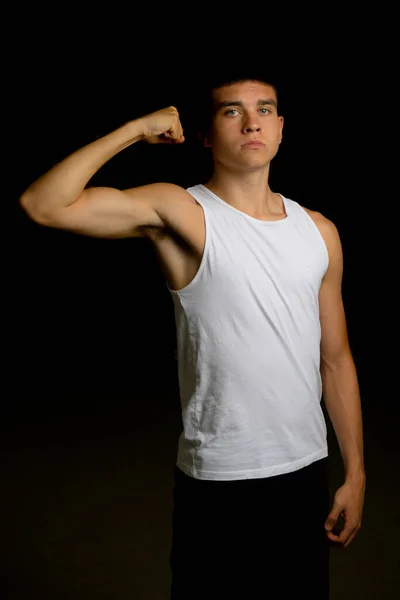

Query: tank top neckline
left=198, top=184, right=291, bottom=226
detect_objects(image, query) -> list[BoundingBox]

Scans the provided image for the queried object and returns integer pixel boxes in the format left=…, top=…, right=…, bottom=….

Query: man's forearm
left=321, top=357, right=365, bottom=481
left=20, top=119, right=145, bottom=220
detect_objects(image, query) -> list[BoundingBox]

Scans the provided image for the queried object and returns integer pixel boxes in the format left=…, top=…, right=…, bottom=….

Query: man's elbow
left=320, top=347, right=354, bottom=372
left=19, top=192, right=49, bottom=225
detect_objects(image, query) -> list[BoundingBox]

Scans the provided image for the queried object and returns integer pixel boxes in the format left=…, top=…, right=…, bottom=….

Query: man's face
left=205, top=80, right=284, bottom=172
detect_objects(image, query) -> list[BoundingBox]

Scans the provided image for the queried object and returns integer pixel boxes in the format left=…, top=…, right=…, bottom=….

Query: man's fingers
left=338, top=521, right=358, bottom=545
left=171, top=135, right=185, bottom=144
left=326, top=522, right=358, bottom=546
left=165, top=125, right=184, bottom=141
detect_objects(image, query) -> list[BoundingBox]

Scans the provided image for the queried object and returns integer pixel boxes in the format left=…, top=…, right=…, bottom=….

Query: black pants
left=170, top=458, right=330, bottom=599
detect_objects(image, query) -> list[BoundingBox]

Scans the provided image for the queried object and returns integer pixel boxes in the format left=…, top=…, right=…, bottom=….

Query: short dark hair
left=196, top=72, right=282, bottom=141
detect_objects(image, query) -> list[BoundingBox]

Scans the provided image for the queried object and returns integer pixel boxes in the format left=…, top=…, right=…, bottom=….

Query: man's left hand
left=324, top=476, right=366, bottom=548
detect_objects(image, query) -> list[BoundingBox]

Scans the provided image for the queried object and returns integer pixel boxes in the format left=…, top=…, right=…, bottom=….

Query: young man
left=19, top=75, right=366, bottom=599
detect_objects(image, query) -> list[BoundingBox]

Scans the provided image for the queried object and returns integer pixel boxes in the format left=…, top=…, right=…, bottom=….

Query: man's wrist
left=345, top=467, right=366, bottom=484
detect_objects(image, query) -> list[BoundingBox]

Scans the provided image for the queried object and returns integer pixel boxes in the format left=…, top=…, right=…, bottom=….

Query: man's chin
left=236, top=160, right=270, bottom=172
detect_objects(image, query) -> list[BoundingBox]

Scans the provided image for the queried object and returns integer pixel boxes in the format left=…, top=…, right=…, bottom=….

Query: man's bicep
left=40, top=182, right=181, bottom=239
left=319, top=219, right=352, bottom=365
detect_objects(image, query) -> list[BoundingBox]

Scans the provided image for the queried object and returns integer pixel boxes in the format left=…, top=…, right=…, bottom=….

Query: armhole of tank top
left=296, top=202, right=330, bottom=274
left=168, top=194, right=210, bottom=296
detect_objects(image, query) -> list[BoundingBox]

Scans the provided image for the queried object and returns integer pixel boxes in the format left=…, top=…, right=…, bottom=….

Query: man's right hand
left=140, top=106, right=185, bottom=145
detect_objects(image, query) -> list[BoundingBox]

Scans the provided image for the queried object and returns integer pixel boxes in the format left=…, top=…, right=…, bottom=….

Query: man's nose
left=243, top=118, right=261, bottom=133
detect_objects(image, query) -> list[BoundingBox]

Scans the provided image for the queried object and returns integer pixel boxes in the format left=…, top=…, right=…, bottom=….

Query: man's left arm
left=317, top=215, right=366, bottom=548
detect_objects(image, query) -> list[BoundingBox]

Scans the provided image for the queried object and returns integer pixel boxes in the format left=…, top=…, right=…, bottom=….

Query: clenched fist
left=140, top=106, right=185, bottom=144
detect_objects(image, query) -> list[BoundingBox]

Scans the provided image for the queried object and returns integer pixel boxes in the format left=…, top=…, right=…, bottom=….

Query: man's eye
left=225, top=109, right=239, bottom=116
left=259, top=108, right=270, bottom=114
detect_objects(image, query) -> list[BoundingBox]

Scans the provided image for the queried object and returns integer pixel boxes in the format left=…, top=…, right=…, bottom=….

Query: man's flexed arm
left=19, top=107, right=185, bottom=227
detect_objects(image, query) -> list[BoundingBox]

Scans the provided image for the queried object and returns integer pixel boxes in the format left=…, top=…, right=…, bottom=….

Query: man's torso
left=142, top=186, right=329, bottom=292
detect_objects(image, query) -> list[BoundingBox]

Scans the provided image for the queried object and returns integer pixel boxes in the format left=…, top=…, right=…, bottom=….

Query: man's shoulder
left=299, top=204, right=336, bottom=233
left=298, top=204, right=340, bottom=251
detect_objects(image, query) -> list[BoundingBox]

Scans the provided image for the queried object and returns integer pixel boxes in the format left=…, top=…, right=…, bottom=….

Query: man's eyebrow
left=214, top=98, right=277, bottom=111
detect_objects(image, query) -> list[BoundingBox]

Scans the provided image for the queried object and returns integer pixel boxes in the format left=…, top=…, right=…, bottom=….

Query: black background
left=12, top=41, right=388, bottom=404
left=5, top=13, right=399, bottom=599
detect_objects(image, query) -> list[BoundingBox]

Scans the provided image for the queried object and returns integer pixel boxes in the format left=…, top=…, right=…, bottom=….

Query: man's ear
left=197, top=130, right=212, bottom=148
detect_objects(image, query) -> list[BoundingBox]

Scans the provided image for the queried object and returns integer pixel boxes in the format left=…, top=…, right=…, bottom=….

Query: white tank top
left=167, top=184, right=329, bottom=481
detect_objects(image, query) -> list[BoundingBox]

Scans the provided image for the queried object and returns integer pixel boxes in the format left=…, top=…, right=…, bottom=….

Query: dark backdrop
left=12, top=50, right=385, bottom=406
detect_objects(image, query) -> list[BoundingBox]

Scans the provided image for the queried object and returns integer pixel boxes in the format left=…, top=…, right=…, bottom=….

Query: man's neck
left=205, top=169, right=281, bottom=219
